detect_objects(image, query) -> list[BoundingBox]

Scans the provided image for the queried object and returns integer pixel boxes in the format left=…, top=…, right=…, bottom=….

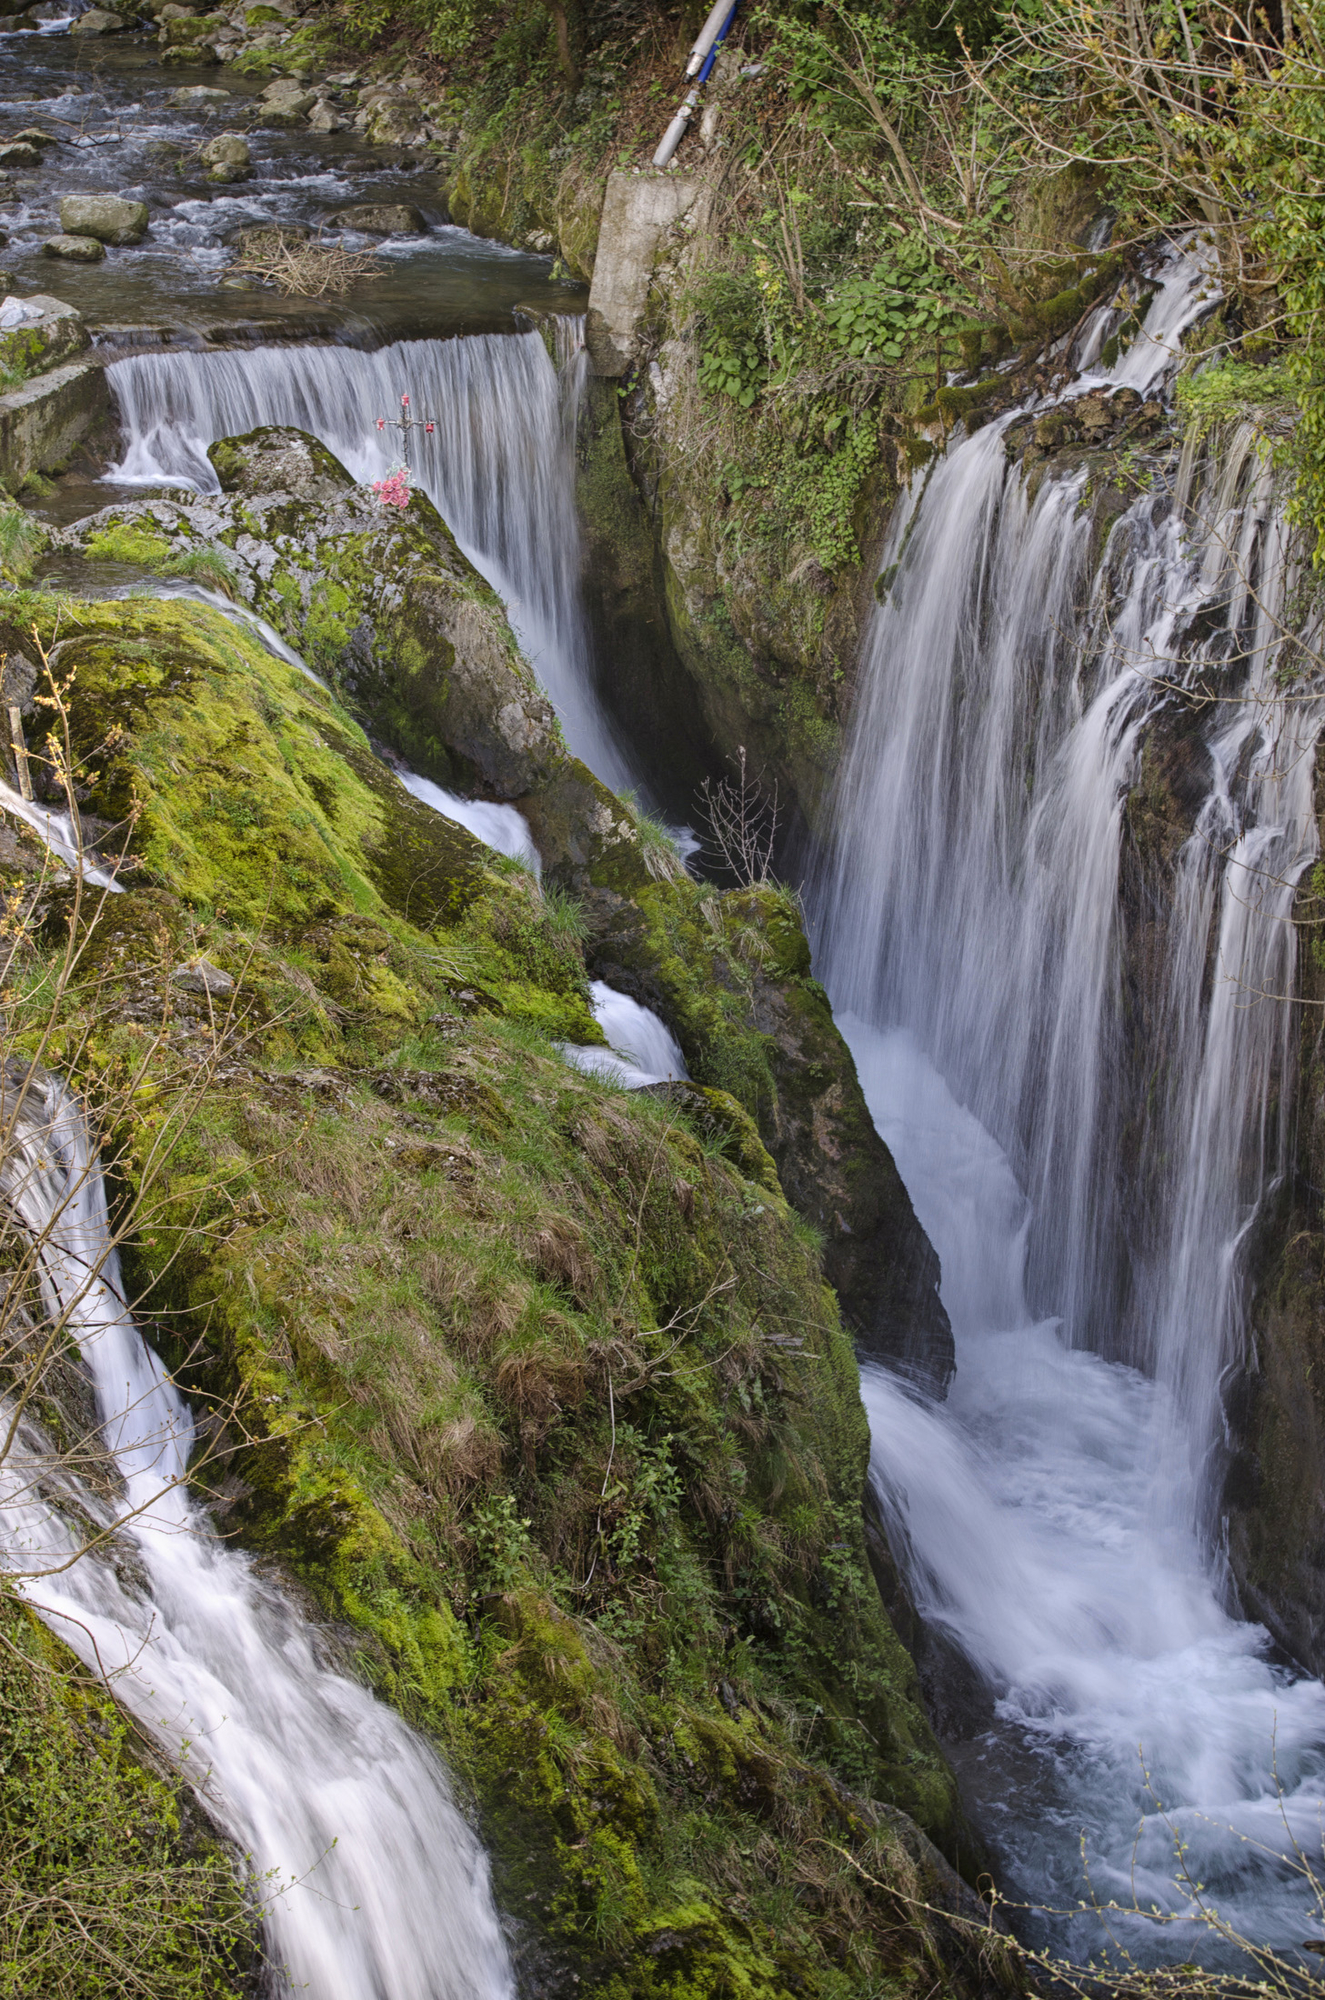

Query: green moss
left=7, top=502, right=977, bottom=1992
left=0, top=1589, right=254, bottom=1997
left=19, top=595, right=489, bottom=933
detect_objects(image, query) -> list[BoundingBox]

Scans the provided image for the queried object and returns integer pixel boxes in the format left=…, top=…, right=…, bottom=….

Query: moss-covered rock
left=0, top=503, right=990, bottom=1994
left=582, top=878, right=952, bottom=1390
left=1226, top=778, right=1325, bottom=1673
left=59, top=427, right=649, bottom=890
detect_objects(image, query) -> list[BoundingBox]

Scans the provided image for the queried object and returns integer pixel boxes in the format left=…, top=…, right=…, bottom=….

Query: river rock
left=330, top=203, right=425, bottom=237
left=59, top=195, right=149, bottom=247
left=0, top=292, right=88, bottom=373
left=307, top=102, right=343, bottom=133
left=0, top=143, right=41, bottom=168
left=209, top=424, right=356, bottom=505
left=172, top=957, right=234, bottom=997
left=256, top=96, right=314, bottom=126
left=167, top=83, right=230, bottom=106
left=200, top=131, right=249, bottom=167
left=70, top=5, right=126, bottom=27
left=360, top=100, right=427, bottom=147
left=200, top=132, right=251, bottom=183
left=42, top=234, right=106, bottom=262
left=11, top=128, right=58, bottom=148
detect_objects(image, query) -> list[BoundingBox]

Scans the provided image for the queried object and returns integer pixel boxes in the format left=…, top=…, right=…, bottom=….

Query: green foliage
left=822, top=237, right=962, bottom=364
left=1240, top=46, right=1325, bottom=566
left=469, top=1493, right=536, bottom=1596
left=0, top=502, right=46, bottom=584
left=766, top=419, right=879, bottom=576
left=337, top=0, right=475, bottom=55
left=1175, top=357, right=1295, bottom=447
left=540, top=882, right=589, bottom=944
left=698, top=333, right=766, bottom=408
left=0, top=1592, right=254, bottom=1998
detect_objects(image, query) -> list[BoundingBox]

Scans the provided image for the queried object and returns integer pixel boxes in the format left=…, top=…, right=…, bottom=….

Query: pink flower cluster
left=371, top=468, right=412, bottom=510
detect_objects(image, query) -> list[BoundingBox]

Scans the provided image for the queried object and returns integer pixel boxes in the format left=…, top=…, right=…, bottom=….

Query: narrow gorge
left=0, top=4, right=1322, bottom=1998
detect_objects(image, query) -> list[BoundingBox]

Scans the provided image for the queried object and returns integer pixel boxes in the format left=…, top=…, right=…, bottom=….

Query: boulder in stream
left=70, top=5, right=126, bottom=26
left=200, top=133, right=251, bottom=184
left=59, top=195, right=149, bottom=247
left=0, top=293, right=88, bottom=373
left=167, top=83, right=231, bottom=107
left=256, top=98, right=314, bottom=127
left=330, top=202, right=426, bottom=237
left=42, top=235, right=106, bottom=263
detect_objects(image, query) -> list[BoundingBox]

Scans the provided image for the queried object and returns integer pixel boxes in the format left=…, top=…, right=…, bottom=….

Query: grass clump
left=0, top=1592, right=256, bottom=1999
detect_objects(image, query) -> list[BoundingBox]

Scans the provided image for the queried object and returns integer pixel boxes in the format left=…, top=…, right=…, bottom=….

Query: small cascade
left=559, top=981, right=691, bottom=1089
left=106, top=326, right=639, bottom=793
left=812, top=253, right=1325, bottom=1949
left=0, top=1067, right=515, bottom=1999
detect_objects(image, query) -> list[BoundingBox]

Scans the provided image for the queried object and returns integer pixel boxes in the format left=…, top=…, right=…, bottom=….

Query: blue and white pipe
left=685, top=0, right=737, bottom=77
left=652, top=1, right=738, bottom=168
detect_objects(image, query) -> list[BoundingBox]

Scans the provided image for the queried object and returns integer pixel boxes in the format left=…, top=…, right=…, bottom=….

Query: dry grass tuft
left=231, top=227, right=384, bottom=298
left=525, top=1213, right=599, bottom=1307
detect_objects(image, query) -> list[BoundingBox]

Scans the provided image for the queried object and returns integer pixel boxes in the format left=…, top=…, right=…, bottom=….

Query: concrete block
left=0, top=360, right=109, bottom=489
left=585, top=169, right=700, bottom=376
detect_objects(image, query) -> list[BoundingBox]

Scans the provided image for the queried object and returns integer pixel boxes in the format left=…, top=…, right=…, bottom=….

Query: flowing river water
left=6, top=17, right=1325, bottom=1988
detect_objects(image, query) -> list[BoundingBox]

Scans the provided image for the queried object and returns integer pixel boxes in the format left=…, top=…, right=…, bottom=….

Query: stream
left=6, top=15, right=1325, bottom=1991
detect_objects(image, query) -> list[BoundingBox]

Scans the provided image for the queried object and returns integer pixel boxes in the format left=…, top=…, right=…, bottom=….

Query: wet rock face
left=1004, top=385, right=1166, bottom=470
left=581, top=882, right=955, bottom=1395
left=58, top=195, right=148, bottom=247
left=330, top=203, right=426, bottom=237
left=1225, top=772, right=1325, bottom=1675
left=41, top=235, right=105, bottom=264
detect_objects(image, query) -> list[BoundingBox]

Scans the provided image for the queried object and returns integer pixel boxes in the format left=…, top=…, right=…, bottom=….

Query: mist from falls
left=106, top=322, right=640, bottom=795
left=811, top=257, right=1325, bottom=1953
left=0, top=1069, right=514, bottom=2000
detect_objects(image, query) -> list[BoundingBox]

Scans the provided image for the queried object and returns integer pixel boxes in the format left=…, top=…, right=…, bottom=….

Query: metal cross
left=375, top=393, right=437, bottom=469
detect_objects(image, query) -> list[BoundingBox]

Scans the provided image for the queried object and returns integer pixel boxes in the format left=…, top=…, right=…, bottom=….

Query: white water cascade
left=0, top=1065, right=515, bottom=1999
left=814, top=258, right=1325, bottom=1954
left=105, top=325, right=639, bottom=794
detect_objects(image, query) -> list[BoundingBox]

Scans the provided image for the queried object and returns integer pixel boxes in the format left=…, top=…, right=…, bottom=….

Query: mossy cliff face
left=63, top=427, right=643, bottom=892
left=1224, top=755, right=1325, bottom=1674
left=0, top=579, right=1004, bottom=1999
left=59, top=426, right=953, bottom=1393
left=0, top=1590, right=254, bottom=1995
left=583, top=879, right=952, bottom=1391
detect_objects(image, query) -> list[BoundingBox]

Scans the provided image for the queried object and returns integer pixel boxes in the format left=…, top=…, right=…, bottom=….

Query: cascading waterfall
left=812, top=254, right=1325, bottom=1953
left=105, top=324, right=639, bottom=794
left=0, top=1065, right=515, bottom=1999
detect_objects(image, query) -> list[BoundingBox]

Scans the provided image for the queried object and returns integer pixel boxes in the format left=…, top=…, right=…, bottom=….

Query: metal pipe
left=685, top=0, right=735, bottom=78
left=695, top=7, right=735, bottom=83
left=654, top=2, right=738, bottom=167
left=653, top=87, right=699, bottom=169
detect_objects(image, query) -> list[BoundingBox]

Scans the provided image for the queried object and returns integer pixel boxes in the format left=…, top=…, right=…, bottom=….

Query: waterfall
left=105, top=325, right=639, bottom=794
left=813, top=258, right=1325, bottom=1950
left=0, top=1064, right=515, bottom=1999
